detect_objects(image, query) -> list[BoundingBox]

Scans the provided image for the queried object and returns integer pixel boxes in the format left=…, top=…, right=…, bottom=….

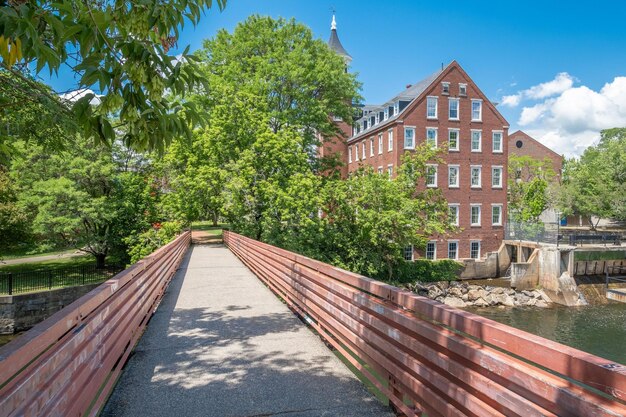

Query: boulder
left=535, top=300, right=549, bottom=308
left=448, top=287, right=464, bottom=298
left=473, top=298, right=489, bottom=307
left=502, top=295, right=516, bottom=307
left=443, top=296, right=467, bottom=308
left=492, top=287, right=505, bottom=295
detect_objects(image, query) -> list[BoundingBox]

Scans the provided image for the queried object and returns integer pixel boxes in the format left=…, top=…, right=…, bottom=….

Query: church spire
left=327, top=13, right=352, bottom=65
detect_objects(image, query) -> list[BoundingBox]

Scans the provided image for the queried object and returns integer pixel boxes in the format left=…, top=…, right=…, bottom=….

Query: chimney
left=406, top=84, right=412, bottom=89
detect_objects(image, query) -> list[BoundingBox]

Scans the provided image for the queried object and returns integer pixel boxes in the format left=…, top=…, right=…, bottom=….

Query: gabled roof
left=349, top=61, right=509, bottom=143
left=509, top=130, right=563, bottom=159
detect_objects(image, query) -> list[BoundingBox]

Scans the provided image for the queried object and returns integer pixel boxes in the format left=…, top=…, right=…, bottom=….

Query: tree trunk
left=212, top=211, right=219, bottom=227
left=95, top=253, right=106, bottom=269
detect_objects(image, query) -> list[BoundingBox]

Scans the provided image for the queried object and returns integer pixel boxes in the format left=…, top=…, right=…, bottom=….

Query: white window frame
left=377, top=166, right=383, bottom=174
left=426, top=241, right=437, bottom=260
left=362, top=142, right=366, bottom=160
left=378, top=133, right=383, bottom=154
left=387, top=164, right=393, bottom=178
left=388, top=129, right=394, bottom=152
left=492, top=204, right=503, bottom=226
left=403, top=245, right=414, bottom=261
left=448, top=241, right=459, bottom=260
left=470, top=204, right=482, bottom=226
left=448, top=98, right=460, bottom=120
left=384, top=108, right=389, bottom=120
left=354, top=144, right=359, bottom=161
left=370, top=137, right=375, bottom=157
left=470, top=241, right=481, bottom=259
left=459, top=83, right=467, bottom=96
left=471, top=99, right=483, bottom=122
left=426, top=127, right=438, bottom=148
left=442, top=82, right=450, bottom=95
left=375, top=114, right=380, bottom=125
left=426, top=96, right=438, bottom=119
left=448, top=128, right=459, bottom=151
left=426, top=164, right=438, bottom=188
left=470, top=165, right=482, bottom=188
left=404, top=126, right=416, bottom=149
left=348, top=146, right=352, bottom=163
left=492, top=166, right=503, bottom=188
left=393, top=102, right=399, bottom=115
left=448, top=204, right=460, bottom=226
left=448, top=165, right=460, bottom=188
left=471, top=129, right=482, bottom=152
left=492, top=130, right=503, bottom=153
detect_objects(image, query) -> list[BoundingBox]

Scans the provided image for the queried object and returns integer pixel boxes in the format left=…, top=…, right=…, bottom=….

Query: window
left=354, top=144, right=359, bottom=161
left=426, top=96, right=438, bottom=119
left=348, top=146, right=352, bottom=163
left=492, top=166, right=503, bottom=188
left=459, top=83, right=467, bottom=96
left=394, top=102, right=399, bottom=115
left=404, top=127, right=415, bottom=149
left=449, top=98, right=459, bottom=120
left=470, top=166, right=482, bottom=188
left=403, top=245, right=414, bottom=261
left=426, top=165, right=438, bottom=187
left=387, top=164, right=393, bottom=178
left=470, top=205, right=481, bottom=226
left=448, top=165, right=459, bottom=188
left=448, top=129, right=459, bottom=151
left=471, top=130, right=482, bottom=152
left=362, top=142, right=366, bottom=159
left=370, top=138, right=375, bottom=156
left=384, top=109, right=389, bottom=120
left=377, top=166, right=383, bottom=174
left=388, top=129, right=394, bottom=152
left=448, top=204, right=459, bottom=226
left=375, top=114, right=379, bottom=125
left=448, top=241, right=458, bottom=260
left=442, top=82, right=450, bottom=95
left=426, top=128, right=437, bottom=148
left=492, top=131, right=503, bottom=153
left=378, top=133, right=383, bottom=154
left=492, top=204, right=503, bottom=226
left=471, top=99, right=482, bottom=121
left=363, top=119, right=368, bottom=130
left=426, top=241, right=436, bottom=260
left=470, top=241, right=481, bottom=259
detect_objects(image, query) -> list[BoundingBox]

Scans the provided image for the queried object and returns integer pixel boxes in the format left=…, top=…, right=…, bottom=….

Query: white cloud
left=59, top=89, right=102, bottom=105
left=515, top=76, right=626, bottom=158
left=500, top=72, right=575, bottom=108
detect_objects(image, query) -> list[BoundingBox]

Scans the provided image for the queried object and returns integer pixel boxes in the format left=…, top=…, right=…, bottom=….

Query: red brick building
left=508, top=130, right=563, bottom=181
left=324, top=20, right=509, bottom=260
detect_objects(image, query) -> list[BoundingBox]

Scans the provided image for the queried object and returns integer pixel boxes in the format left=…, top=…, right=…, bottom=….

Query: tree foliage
left=0, top=0, right=226, bottom=152
left=558, top=128, right=626, bottom=228
left=508, top=154, right=557, bottom=223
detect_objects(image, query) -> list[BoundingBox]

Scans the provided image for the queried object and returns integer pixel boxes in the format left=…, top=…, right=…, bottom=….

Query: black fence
left=0, top=265, right=124, bottom=295
left=505, top=221, right=561, bottom=244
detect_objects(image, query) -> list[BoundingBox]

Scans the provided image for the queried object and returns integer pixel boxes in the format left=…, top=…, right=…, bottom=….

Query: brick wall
left=508, top=130, right=563, bottom=180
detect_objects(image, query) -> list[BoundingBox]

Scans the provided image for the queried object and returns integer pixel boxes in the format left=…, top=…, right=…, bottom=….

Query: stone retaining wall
left=0, top=283, right=101, bottom=334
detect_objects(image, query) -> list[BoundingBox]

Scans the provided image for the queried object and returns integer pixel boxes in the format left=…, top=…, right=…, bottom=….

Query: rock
left=506, top=289, right=516, bottom=296
left=467, top=289, right=482, bottom=301
left=461, top=294, right=469, bottom=302
left=492, top=287, right=505, bottom=295
left=467, top=285, right=481, bottom=292
left=537, top=290, right=552, bottom=303
left=522, top=290, right=534, bottom=297
left=438, top=281, right=450, bottom=290
left=448, top=287, right=464, bottom=297
left=516, top=294, right=530, bottom=305
left=493, top=293, right=508, bottom=305
left=428, top=286, right=444, bottom=299
left=443, top=296, right=467, bottom=308
left=526, top=298, right=537, bottom=306
left=473, top=298, right=489, bottom=307
left=435, top=296, right=445, bottom=303
left=535, top=300, right=549, bottom=308
left=502, top=295, right=516, bottom=307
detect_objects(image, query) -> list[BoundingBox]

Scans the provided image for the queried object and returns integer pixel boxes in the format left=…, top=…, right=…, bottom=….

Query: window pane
left=448, top=242, right=457, bottom=259
left=426, top=242, right=436, bottom=260
left=471, top=131, right=481, bottom=151
left=470, top=241, right=480, bottom=259
left=449, top=130, right=458, bottom=150
left=426, top=129, right=437, bottom=147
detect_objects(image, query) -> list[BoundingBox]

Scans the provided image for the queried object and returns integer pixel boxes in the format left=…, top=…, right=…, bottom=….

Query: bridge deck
left=103, top=244, right=392, bottom=417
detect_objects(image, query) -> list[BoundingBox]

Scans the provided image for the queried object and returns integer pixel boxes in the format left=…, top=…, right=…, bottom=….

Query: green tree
left=0, top=166, right=30, bottom=254
left=0, top=0, right=226, bottom=152
left=508, top=154, right=557, bottom=223
left=558, top=128, right=626, bottom=229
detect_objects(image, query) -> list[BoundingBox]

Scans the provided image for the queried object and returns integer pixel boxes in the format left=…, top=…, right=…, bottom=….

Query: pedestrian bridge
left=1, top=231, right=626, bottom=417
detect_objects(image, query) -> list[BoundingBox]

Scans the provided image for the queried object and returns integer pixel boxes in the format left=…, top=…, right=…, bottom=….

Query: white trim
left=426, top=164, right=438, bottom=188
left=403, top=245, right=414, bottom=261
left=448, top=98, right=460, bottom=120
left=370, top=137, right=375, bottom=157
left=426, top=96, right=438, bottom=119
left=491, top=204, right=503, bottom=226
left=448, top=203, right=460, bottom=226
left=378, top=133, right=383, bottom=154
left=354, top=144, right=359, bottom=161
left=442, top=82, right=450, bottom=95
left=492, top=130, right=504, bottom=153
left=459, top=83, right=467, bottom=96
left=404, top=126, right=416, bottom=149
left=387, top=164, right=393, bottom=179
left=426, top=241, right=437, bottom=260
left=471, top=99, right=483, bottom=122
left=448, top=164, right=460, bottom=188
left=470, top=240, right=481, bottom=259
left=448, top=128, right=460, bottom=151
left=426, top=127, right=438, bottom=148
left=470, top=129, right=482, bottom=152
left=348, top=145, right=352, bottom=163
left=362, top=142, right=366, bottom=160
left=470, top=165, right=482, bottom=188
left=470, top=204, right=481, bottom=226
left=447, top=240, right=459, bottom=260
left=387, top=129, right=394, bottom=152
left=491, top=165, right=503, bottom=188
left=377, top=166, right=383, bottom=174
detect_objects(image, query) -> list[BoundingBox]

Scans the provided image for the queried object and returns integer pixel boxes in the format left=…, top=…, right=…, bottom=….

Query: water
left=467, top=303, right=626, bottom=365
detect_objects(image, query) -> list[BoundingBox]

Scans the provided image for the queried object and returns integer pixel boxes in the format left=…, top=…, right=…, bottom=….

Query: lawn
left=191, top=221, right=229, bottom=233
left=0, top=255, right=95, bottom=273
left=0, top=247, right=77, bottom=261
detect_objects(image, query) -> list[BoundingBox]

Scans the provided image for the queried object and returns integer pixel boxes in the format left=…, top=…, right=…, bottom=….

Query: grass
left=574, top=250, right=626, bottom=262
left=0, top=255, right=95, bottom=273
left=0, top=247, right=77, bottom=261
left=191, top=221, right=229, bottom=233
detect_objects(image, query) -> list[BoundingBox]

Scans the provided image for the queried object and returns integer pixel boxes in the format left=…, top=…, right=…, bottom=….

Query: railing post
left=48, top=270, right=53, bottom=290
left=82, top=266, right=86, bottom=285
left=8, top=272, right=13, bottom=295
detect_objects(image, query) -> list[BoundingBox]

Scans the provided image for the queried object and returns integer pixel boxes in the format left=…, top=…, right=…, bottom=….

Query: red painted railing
left=0, top=231, right=191, bottom=417
left=224, top=230, right=626, bottom=417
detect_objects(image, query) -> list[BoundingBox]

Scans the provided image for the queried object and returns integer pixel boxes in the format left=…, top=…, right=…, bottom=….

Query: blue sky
left=52, top=0, right=626, bottom=157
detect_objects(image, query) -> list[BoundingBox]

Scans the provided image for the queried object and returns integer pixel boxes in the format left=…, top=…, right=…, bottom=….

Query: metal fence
left=505, top=220, right=561, bottom=244
left=0, top=265, right=124, bottom=295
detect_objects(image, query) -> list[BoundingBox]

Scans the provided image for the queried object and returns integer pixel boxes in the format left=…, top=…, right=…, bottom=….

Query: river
left=467, top=303, right=626, bottom=365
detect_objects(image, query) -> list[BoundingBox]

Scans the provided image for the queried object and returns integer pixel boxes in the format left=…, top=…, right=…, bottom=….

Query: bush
left=393, top=259, right=463, bottom=283
left=124, top=221, right=183, bottom=264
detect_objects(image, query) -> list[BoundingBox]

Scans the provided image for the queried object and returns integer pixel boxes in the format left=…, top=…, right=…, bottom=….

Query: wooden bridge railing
left=0, top=231, right=191, bottom=417
left=224, top=230, right=626, bottom=417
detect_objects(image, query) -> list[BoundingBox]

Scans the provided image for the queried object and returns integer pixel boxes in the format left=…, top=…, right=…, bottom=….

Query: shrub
left=125, top=221, right=183, bottom=264
left=393, top=259, right=463, bottom=283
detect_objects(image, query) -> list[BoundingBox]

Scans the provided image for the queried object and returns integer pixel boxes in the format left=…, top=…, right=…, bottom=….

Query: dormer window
left=442, top=82, right=450, bottom=95
left=393, top=102, right=399, bottom=115
left=375, top=114, right=379, bottom=125
left=388, top=105, right=394, bottom=117
left=384, top=109, right=389, bottom=120
left=363, top=119, right=368, bottom=130
left=459, top=83, right=467, bottom=96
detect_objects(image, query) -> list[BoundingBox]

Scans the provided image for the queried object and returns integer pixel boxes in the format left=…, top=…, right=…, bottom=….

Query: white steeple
left=331, top=14, right=337, bottom=30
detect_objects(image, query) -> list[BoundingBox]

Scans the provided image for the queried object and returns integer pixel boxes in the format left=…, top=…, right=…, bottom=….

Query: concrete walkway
left=103, top=244, right=393, bottom=417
